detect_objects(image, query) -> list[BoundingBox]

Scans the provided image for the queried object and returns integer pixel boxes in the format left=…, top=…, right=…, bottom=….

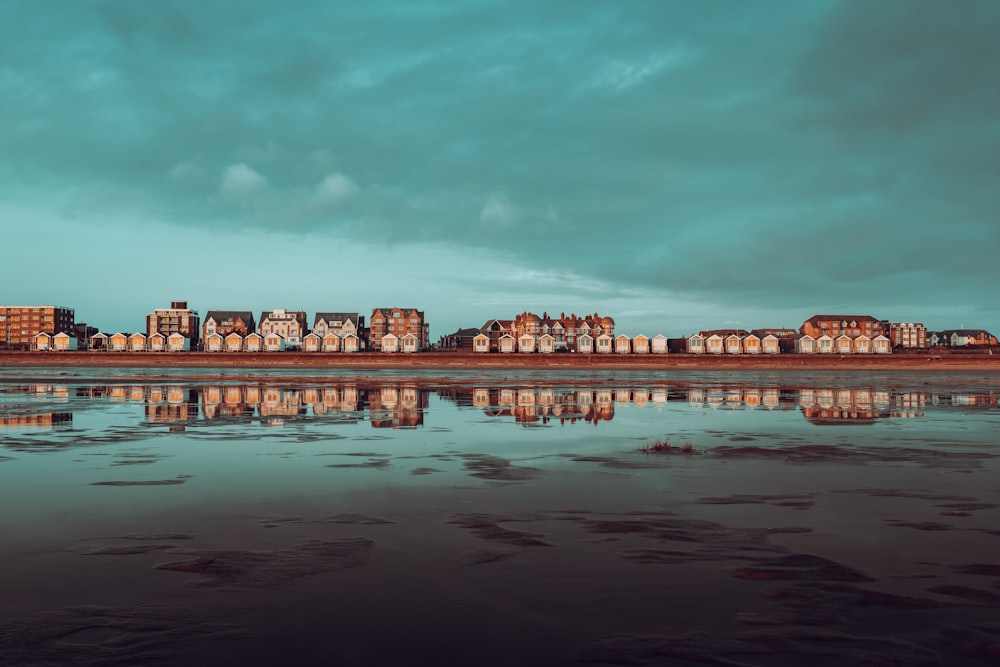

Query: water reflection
left=1, top=381, right=997, bottom=432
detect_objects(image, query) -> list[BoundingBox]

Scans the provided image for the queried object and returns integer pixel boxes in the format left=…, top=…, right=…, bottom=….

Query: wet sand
left=3, top=350, right=1000, bottom=372
left=2, top=372, right=999, bottom=665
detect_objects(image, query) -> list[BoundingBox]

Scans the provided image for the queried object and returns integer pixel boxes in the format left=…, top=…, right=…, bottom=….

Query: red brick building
left=369, top=308, right=428, bottom=351
left=800, top=315, right=884, bottom=340
left=0, top=305, right=75, bottom=349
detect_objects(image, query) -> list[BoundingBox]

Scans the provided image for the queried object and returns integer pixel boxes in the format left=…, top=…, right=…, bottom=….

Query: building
left=934, top=329, right=998, bottom=347
left=0, top=305, right=75, bottom=349
left=147, top=301, right=200, bottom=347
left=202, top=311, right=256, bottom=341
left=259, top=309, right=308, bottom=348
left=312, top=312, right=364, bottom=346
left=884, top=322, right=927, bottom=349
left=508, top=311, right=615, bottom=352
left=369, top=308, right=428, bottom=351
left=800, top=315, right=884, bottom=340
left=439, top=327, right=481, bottom=350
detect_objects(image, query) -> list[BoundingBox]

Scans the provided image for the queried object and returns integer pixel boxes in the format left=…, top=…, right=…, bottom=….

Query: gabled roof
left=700, top=329, right=750, bottom=337
left=313, top=312, right=360, bottom=327
left=206, top=310, right=254, bottom=324
left=804, top=315, right=879, bottom=324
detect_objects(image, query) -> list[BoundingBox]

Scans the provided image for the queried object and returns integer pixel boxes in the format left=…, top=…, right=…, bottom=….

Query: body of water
left=1, top=367, right=998, bottom=666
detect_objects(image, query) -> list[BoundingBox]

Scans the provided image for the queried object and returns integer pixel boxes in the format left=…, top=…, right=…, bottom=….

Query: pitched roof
left=804, top=315, right=879, bottom=324
left=313, top=312, right=360, bottom=326
left=205, top=310, right=254, bottom=323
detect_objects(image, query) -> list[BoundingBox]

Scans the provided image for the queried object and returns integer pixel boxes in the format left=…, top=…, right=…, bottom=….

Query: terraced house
left=258, top=309, right=308, bottom=349
left=202, top=311, right=256, bottom=341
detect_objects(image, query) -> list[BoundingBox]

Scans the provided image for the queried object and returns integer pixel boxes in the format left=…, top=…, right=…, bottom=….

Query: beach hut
left=795, top=335, right=815, bottom=354
left=853, top=335, right=871, bottom=354
left=401, top=333, right=419, bottom=353
left=128, top=332, right=147, bottom=352
left=725, top=334, right=742, bottom=354
left=706, top=335, right=724, bottom=354
left=342, top=334, right=359, bottom=353
left=148, top=332, right=166, bottom=352
left=576, top=334, right=593, bottom=354
left=497, top=334, right=515, bottom=354
left=473, top=333, right=490, bottom=353
left=596, top=334, right=613, bottom=354
left=381, top=333, right=399, bottom=353
left=166, top=333, right=190, bottom=352
left=205, top=332, right=224, bottom=352
left=225, top=332, right=244, bottom=352
left=518, top=334, right=536, bottom=354
left=90, top=332, right=108, bottom=351
left=32, top=332, right=52, bottom=351
left=632, top=335, right=650, bottom=354
left=302, top=332, right=322, bottom=352
left=244, top=332, right=263, bottom=352
left=686, top=334, right=705, bottom=354
left=538, top=334, right=555, bottom=354
left=52, top=332, right=77, bottom=351
left=873, top=335, right=891, bottom=354
left=322, top=333, right=340, bottom=352
left=816, top=335, right=834, bottom=354
left=761, top=334, right=779, bottom=354
left=742, top=334, right=761, bottom=354
left=835, top=335, right=853, bottom=354
left=614, top=334, right=631, bottom=354
left=264, top=333, right=286, bottom=352
left=110, top=332, right=128, bottom=351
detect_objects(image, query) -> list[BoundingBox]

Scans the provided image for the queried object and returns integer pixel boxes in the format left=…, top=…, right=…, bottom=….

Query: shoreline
left=2, top=350, right=999, bottom=372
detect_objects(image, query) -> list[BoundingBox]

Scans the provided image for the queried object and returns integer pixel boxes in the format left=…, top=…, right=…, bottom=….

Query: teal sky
left=3, top=1, right=999, bottom=338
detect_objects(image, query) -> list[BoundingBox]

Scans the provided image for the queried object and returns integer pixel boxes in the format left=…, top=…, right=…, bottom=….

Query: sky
left=3, top=0, right=999, bottom=339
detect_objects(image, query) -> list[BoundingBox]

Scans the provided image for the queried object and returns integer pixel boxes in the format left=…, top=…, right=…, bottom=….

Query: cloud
left=589, top=47, right=695, bottom=91
left=220, top=163, right=267, bottom=197
left=313, top=172, right=359, bottom=209
left=479, top=191, right=520, bottom=228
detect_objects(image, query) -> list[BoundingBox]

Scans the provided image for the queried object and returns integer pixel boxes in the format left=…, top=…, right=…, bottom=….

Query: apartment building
left=369, top=308, right=428, bottom=351
left=147, top=301, right=200, bottom=346
left=0, top=305, right=75, bottom=348
left=886, top=322, right=928, bottom=349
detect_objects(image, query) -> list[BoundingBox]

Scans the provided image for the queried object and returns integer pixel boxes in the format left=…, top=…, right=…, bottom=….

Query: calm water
left=1, top=367, right=999, bottom=666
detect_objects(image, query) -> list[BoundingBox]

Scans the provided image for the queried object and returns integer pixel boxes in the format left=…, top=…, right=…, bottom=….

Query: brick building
left=147, top=301, right=200, bottom=347
left=369, top=308, right=428, bottom=351
left=203, top=310, right=256, bottom=340
left=885, top=322, right=928, bottom=349
left=800, top=315, right=884, bottom=340
left=258, top=309, right=309, bottom=348
left=0, top=305, right=75, bottom=349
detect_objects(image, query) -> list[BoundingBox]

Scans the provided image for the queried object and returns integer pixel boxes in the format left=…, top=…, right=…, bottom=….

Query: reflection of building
left=0, top=412, right=72, bottom=428
left=368, top=384, right=427, bottom=428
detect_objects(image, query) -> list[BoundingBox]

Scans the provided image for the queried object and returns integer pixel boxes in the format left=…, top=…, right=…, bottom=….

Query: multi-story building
left=509, top=311, right=615, bottom=352
left=885, top=322, right=928, bottom=349
left=369, top=308, right=428, bottom=351
left=0, top=305, right=75, bottom=349
left=147, top=301, right=200, bottom=347
left=312, top=312, right=364, bottom=340
left=203, top=311, right=256, bottom=340
left=258, top=309, right=308, bottom=348
left=800, top=315, right=884, bottom=340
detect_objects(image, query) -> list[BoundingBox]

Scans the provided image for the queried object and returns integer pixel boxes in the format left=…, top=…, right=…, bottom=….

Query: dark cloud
left=2, top=1, right=998, bottom=332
